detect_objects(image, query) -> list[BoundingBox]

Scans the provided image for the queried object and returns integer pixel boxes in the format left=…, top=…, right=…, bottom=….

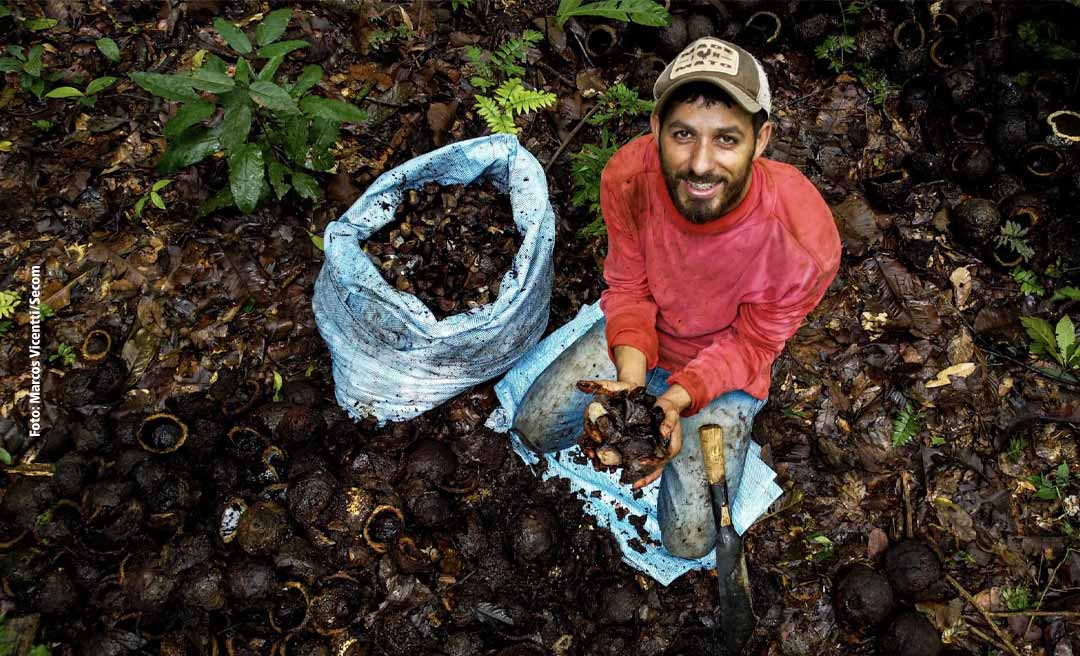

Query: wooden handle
left=700, top=424, right=726, bottom=485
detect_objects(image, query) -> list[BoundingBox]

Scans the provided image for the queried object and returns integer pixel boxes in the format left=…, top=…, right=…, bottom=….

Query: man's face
left=651, top=97, right=772, bottom=224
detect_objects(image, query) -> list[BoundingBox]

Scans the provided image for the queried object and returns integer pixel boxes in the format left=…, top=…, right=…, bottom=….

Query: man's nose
left=688, top=141, right=714, bottom=177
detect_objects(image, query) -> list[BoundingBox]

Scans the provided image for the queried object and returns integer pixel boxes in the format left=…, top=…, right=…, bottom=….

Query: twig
left=535, top=60, right=575, bottom=88
left=1, top=463, right=54, bottom=477
left=946, top=574, right=1022, bottom=656
left=900, top=470, right=913, bottom=539
left=965, top=623, right=1012, bottom=654
left=986, top=610, right=1080, bottom=618
left=1027, top=548, right=1077, bottom=636
left=544, top=104, right=600, bottom=174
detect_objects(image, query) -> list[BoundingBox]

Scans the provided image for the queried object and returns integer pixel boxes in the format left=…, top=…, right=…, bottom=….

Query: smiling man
left=513, top=38, right=841, bottom=559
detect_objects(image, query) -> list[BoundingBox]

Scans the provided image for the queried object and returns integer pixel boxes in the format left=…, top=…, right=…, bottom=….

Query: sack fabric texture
left=314, top=134, right=555, bottom=424
left=486, top=301, right=784, bottom=586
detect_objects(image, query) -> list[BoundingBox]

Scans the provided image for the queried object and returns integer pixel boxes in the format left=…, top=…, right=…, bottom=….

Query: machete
left=699, top=423, right=756, bottom=655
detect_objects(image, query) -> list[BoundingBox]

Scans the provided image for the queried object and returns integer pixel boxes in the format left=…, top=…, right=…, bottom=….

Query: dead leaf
left=867, top=527, right=889, bottom=559
left=947, top=328, right=974, bottom=365
left=426, top=101, right=459, bottom=147
left=932, top=495, right=977, bottom=542
left=122, top=325, right=160, bottom=386
left=950, top=266, right=972, bottom=309
left=926, top=362, right=976, bottom=388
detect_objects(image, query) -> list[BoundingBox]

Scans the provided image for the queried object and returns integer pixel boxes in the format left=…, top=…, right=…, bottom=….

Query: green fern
left=555, top=0, right=670, bottom=27
left=891, top=403, right=922, bottom=448
left=995, top=221, right=1035, bottom=261
left=815, top=34, right=856, bottom=73
left=490, top=30, right=543, bottom=78
left=1012, top=267, right=1046, bottom=297
left=475, top=78, right=555, bottom=135
left=570, top=128, right=618, bottom=237
left=588, top=83, right=654, bottom=125
left=465, top=45, right=495, bottom=91
left=0, top=290, right=19, bottom=319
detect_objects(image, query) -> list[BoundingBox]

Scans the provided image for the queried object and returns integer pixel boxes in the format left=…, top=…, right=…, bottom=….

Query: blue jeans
left=512, top=320, right=767, bottom=559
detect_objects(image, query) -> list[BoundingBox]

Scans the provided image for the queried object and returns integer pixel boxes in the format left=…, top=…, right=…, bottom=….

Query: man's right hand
left=576, top=379, right=640, bottom=396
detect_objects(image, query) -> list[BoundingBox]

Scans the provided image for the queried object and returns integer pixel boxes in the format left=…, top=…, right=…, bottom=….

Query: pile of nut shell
left=364, top=180, right=521, bottom=320
left=577, top=382, right=668, bottom=485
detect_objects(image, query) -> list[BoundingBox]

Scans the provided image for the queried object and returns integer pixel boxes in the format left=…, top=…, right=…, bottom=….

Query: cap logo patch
left=670, top=40, right=739, bottom=80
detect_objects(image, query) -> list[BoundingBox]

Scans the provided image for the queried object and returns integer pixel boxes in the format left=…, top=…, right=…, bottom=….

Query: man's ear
left=650, top=111, right=661, bottom=141
left=753, top=121, right=773, bottom=159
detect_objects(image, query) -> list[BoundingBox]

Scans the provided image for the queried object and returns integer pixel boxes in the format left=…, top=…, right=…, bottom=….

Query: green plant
left=96, top=37, right=120, bottom=63
left=805, top=532, right=836, bottom=562
left=1021, top=314, right=1079, bottom=370
left=1001, top=584, right=1031, bottom=611
left=570, top=128, right=618, bottom=237
left=38, top=302, right=53, bottom=320
left=0, top=44, right=62, bottom=98
left=49, top=343, right=76, bottom=367
left=0, top=321, right=11, bottom=336
left=996, top=220, right=1035, bottom=262
left=1028, top=462, right=1070, bottom=500
left=555, top=0, right=670, bottom=27
left=31, top=118, right=52, bottom=130
left=272, top=371, right=283, bottom=402
left=368, top=24, right=413, bottom=50
left=0, top=290, right=19, bottom=319
left=451, top=0, right=473, bottom=9
left=815, top=34, right=856, bottom=73
left=465, top=30, right=544, bottom=91
left=1006, top=436, right=1028, bottom=462
left=130, top=8, right=367, bottom=215
left=1051, top=286, right=1080, bottom=303
left=0, top=446, right=12, bottom=465
left=852, top=62, right=896, bottom=106
left=891, top=402, right=922, bottom=448
left=134, top=179, right=172, bottom=218
left=42, top=74, right=116, bottom=105
left=588, top=83, right=654, bottom=125
left=1013, top=267, right=1046, bottom=297
left=1018, top=20, right=1078, bottom=60
left=930, top=434, right=946, bottom=446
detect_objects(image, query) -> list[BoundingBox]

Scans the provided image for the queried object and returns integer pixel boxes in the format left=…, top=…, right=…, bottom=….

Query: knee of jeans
left=662, top=530, right=715, bottom=560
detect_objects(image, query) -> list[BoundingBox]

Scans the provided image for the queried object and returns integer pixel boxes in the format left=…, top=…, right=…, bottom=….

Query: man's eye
left=674, top=130, right=691, bottom=139
left=718, top=136, right=736, bottom=145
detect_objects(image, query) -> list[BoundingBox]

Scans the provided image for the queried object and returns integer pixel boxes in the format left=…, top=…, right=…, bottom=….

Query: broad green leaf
left=150, top=191, right=165, bottom=209
left=1021, top=316, right=1057, bottom=356
left=44, top=86, right=84, bottom=98
left=256, top=39, right=308, bottom=59
left=190, top=68, right=236, bottom=93
left=0, top=57, right=21, bottom=72
left=272, top=370, right=284, bottom=401
left=1036, top=486, right=1059, bottom=500
left=220, top=102, right=252, bottom=153
left=203, top=53, right=229, bottom=75
left=7, top=45, right=26, bottom=60
left=217, top=87, right=249, bottom=109
left=256, top=8, right=292, bottom=47
left=300, top=95, right=367, bottom=123
left=24, top=17, right=58, bottom=31
left=163, top=100, right=215, bottom=139
left=235, top=57, right=253, bottom=84
left=129, top=71, right=200, bottom=102
left=258, top=55, right=284, bottom=81
left=249, top=80, right=299, bottom=113
left=213, top=17, right=252, bottom=54
left=0, top=5, right=11, bottom=18
left=1056, top=315, right=1076, bottom=363
left=134, top=195, right=147, bottom=216
left=291, top=170, right=320, bottom=201
left=289, top=65, right=322, bottom=97
left=151, top=179, right=172, bottom=192
left=1057, top=462, right=1071, bottom=484
left=197, top=186, right=234, bottom=217
left=229, top=143, right=265, bottom=213
left=85, top=76, right=117, bottom=95
left=281, top=115, right=309, bottom=164
left=307, top=229, right=324, bottom=251
left=96, top=37, right=120, bottom=62
left=267, top=159, right=290, bottom=199
left=156, top=126, right=220, bottom=173
left=1051, top=286, right=1080, bottom=303
left=0, top=446, right=13, bottom=466
left=23, top=44, right=43, bottom=77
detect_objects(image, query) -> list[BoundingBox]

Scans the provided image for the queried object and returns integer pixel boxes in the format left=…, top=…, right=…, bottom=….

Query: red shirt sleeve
left=667, top=255, right=839, bottom=415
left=598, top=166, right=660, bottom=369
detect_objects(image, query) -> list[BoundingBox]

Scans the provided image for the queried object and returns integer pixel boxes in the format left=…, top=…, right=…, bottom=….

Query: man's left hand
left=631, top=384, right=692, bottom=490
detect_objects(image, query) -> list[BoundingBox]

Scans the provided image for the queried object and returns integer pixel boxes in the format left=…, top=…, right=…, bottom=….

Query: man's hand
left=631, top=384, right=692, bottom=490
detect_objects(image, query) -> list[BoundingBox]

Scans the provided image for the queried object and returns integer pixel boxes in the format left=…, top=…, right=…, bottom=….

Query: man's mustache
left=677, top=172, right=726, bottom=186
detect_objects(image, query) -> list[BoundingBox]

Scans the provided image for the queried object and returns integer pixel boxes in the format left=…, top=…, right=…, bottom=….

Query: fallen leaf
left=950, top=267, right=972, bottom=309
left=926, top=362, right=976, bottom=388
left=426, top=101, right=458, bottom=147
left=932, top=495, right=977, bottom=542
left=867, top=527, right=889, bottom=559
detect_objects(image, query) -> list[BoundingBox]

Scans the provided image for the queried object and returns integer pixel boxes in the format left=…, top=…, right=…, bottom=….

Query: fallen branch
left=985, top=610, right=1080, bottom=618
left=946, top=574, right=1022, bottom=656
left=544, top=104, right=600, bottom=175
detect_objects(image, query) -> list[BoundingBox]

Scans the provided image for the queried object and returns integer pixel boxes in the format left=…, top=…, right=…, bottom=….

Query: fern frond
left=475, top=95, right=517, bottom=134
left=556, top=0, right=670, bottom=27
left=506, top=87, right=556, bottom=115
left=891, top=403, right=921, bottom=448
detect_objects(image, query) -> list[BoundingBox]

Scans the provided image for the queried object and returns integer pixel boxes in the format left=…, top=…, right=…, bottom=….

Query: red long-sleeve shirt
left=599, top=135, right=841, bottom=415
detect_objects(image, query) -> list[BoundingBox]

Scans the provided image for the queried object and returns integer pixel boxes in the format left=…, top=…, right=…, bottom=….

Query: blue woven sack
left=312, top=134, right=555, bottom=423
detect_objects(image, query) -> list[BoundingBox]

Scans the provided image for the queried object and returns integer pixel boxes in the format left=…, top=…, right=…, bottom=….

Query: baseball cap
left=653, top=37, right=772, bottom=120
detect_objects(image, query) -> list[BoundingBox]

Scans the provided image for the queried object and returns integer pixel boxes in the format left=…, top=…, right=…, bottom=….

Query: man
left=513, top=37, right=841, bottom=559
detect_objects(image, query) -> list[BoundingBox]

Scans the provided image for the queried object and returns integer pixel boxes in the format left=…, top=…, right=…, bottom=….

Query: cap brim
left=655, top=75, right=764, bottom=119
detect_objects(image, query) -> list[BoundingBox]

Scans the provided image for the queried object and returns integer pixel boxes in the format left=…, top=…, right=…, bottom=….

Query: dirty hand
left=632, top=384, right=692, bottom=490
left=575, top=379, right=641, bottom=395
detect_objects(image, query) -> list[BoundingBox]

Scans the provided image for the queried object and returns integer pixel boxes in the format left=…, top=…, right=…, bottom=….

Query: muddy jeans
left=512, top=319, right=767, bottom=559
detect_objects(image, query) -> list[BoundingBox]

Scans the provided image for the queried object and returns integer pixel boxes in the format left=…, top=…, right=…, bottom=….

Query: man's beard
left=659, top=141, right=755, bottom=224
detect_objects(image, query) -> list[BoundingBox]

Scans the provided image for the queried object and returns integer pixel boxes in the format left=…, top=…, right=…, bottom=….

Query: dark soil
left=577, top=383, right=667, bottom=485
left=364, top=180, right=521, bottom=320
